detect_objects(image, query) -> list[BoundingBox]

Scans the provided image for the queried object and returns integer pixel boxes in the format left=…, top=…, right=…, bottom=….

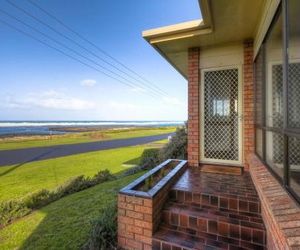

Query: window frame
left=254, top=0, right=300, bottom=203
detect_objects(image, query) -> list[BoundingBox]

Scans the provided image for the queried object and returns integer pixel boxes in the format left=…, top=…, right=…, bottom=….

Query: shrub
left=160, top=125, right=187, bottom=161
left=120, top=165, right=143, bottom=177
left=0, top=200, right=31, bottom=226
left=82, top=201, right=117, bottom=250
left=92, top=169, right=116, bottom=184
left=139, top=148, right=160, bottom=169
left=139, top=125, right=187, bottom=170
left=56, top=175, right=93, bottom=197
left=0, top=169, right=117, bottom=227
left=23, top=189, right=56, bottom=209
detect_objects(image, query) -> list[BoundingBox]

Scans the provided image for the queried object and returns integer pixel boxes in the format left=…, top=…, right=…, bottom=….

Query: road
left=0, top=133, right=173, bottom=166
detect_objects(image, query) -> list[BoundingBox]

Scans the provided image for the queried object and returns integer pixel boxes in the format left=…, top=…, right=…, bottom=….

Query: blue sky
left=0, top=0, right=201, bottom=121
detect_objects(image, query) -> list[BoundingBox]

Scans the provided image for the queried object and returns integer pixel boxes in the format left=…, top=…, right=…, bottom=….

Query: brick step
left=169, top=188, right=261, bottom=215
left=161, top=202, right=265, bottom=246
left=171, top=169, right=260, bottom=213
left=153, top=225, right=266, bottom=250
left=200, top=164, right=243, bottom=176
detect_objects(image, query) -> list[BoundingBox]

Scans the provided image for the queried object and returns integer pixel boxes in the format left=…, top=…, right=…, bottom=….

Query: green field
left=0, top=128, right=169, bottom=249
left=0, top=127, right=175, bottom=151
left=0, top=144, right=156, bottom=202
left=0, top=173, right=143, bottom=250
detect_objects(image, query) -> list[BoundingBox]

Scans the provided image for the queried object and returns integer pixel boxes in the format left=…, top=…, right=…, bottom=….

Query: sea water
left=0, top=121, right=184, bottom=136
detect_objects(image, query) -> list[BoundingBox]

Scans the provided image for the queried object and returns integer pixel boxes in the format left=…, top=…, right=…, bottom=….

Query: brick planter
left=118, top=159, right=187, bottom=250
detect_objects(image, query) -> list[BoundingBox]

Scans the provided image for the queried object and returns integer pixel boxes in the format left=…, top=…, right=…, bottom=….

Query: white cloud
left=3, top=91, right=95, bottom=111
left=162, top=97, right=183, bottom=106
left=80, top=79, right=97, bottom=87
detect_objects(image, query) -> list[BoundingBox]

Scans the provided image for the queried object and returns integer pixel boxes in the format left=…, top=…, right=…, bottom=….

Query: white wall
left=199, top=43, right=243, bottom=69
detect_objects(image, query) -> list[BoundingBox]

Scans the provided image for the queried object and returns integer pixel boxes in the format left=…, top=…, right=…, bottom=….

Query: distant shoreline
left=49, top=125, right=149, bottom=132
left=0, top=121, right=183, bottom=138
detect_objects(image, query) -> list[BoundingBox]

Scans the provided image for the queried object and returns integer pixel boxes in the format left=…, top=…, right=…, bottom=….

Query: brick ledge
left=247, top=153, right=300, bottom=249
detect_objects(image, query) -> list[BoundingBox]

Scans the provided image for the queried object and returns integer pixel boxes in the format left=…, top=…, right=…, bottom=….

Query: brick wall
left=247, top=153, right=300, bottom=249
left=187, top=47, right=200, bottom=167
left=118, top=185, right=177, bottom=250
left=243, top=41, right=255, bottom=170
left=118, top=195, right=153, bottom=250
left=118, top=163, right=187, bottom=249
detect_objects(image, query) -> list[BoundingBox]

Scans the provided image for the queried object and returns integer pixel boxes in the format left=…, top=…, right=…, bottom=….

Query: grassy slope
left=0, top=173, right=143, bottom=250
left=0, top=144, right=152, bottom=202
left=0, top=127, right=175, bottom=151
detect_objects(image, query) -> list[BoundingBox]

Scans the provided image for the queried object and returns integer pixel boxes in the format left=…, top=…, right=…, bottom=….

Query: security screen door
left=200, top=67, right=242, bottom=165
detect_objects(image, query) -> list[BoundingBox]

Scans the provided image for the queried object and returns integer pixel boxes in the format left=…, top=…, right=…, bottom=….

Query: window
left=212, top=99, right=230, bottom=117
left=287, top=0, right=300, bottom=197
left=266, top=11, right=284, bottom=178
left=255, top=46, right=264, bottom=158
left=254, top=0, right=300, bottom=201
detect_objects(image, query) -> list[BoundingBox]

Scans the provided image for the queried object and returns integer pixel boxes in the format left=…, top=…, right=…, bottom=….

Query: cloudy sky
left=0, top=0, right=201, bottom=121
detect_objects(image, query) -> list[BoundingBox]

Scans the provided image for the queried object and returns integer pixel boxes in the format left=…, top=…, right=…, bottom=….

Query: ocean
left=0, top=121, right=184, bottom=137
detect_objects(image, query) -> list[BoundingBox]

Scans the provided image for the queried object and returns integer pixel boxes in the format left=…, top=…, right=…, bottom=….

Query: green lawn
left=0, top=173, right=143, bottom=250
left=0, top=144, right=153, bottom=202
left=0, top=127, right=175, bottom=151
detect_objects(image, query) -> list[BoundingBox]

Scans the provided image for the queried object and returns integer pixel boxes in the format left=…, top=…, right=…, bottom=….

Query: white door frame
left=200, top=65, right=243, bottom=165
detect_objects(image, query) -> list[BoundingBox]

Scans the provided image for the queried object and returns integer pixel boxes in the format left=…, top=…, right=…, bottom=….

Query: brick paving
left=153, top=167, right=267, bottom=249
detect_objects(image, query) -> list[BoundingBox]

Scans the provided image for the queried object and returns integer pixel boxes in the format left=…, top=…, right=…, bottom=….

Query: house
left=118, top=0, right=300, bottom=249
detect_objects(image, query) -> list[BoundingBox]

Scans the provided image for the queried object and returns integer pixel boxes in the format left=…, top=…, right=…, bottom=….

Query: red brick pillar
left=243, top=40, right=255, bottom=170
left=187, top=48, right=200, bottom=167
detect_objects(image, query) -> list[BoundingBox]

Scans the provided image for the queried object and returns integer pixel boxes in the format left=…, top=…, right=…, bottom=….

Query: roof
left=143, top=0, right=264, bottom=79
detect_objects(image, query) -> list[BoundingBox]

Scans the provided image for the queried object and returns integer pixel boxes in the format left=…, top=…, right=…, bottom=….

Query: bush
left=139, top=148, right=160, bottom=169
left=139, top=124, right=187, bottom=170
left=23, top=189, right=56, bottom=209
left=82, top=202, right=117, bottom=250
left=92, top=169, right=116, bottom=184
left=120, top=165, right=143, bottom=177
left=0, top=200, right=31, bottom=226
left=160, top=125, right=187, bottom=161
left=56, top=175, right=93, bottom=197
left=0, top=169, right=116, bottom=227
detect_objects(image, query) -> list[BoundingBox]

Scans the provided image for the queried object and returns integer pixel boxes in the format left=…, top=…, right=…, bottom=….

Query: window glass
left=288, top=0, right=300, bottom=197
left=255, top=48, right=264, bottom=126
left=254, top=0, right=300, bottom=200
left=265, top=13, right=283, bottom=128
left=289, top=136, right=300, bottom=196
left=256, top=129, right=263, bottom=158
left=288, top=0, right=300, bottom=129
left=266, top=131, right=284, bottom=179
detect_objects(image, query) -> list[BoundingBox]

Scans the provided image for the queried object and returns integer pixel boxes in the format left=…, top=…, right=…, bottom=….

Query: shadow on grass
left=123, top=156, right=141, bottom=165
left=16, top=169, right=142, bottom=250
left=0, top=149, right=56, bottom=177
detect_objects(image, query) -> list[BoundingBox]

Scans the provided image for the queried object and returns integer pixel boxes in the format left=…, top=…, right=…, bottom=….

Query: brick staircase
left=152, top=167, right=266, bottom=250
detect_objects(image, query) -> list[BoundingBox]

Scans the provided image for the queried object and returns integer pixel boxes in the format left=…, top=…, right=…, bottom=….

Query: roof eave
left=142, top=0, right=212, bottom=43
left=142, top=0, right=212, bottom=79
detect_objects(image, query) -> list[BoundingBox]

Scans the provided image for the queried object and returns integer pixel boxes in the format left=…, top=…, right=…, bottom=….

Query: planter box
left=118, top=159, right=187, bottom=250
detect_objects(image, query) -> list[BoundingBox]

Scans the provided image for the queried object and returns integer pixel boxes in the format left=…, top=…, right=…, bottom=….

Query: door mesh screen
left=203, top=69, right=239, bottom=161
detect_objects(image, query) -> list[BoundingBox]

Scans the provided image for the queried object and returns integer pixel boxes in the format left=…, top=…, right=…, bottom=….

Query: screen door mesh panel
left=203, top=69, right=239, bottom=161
